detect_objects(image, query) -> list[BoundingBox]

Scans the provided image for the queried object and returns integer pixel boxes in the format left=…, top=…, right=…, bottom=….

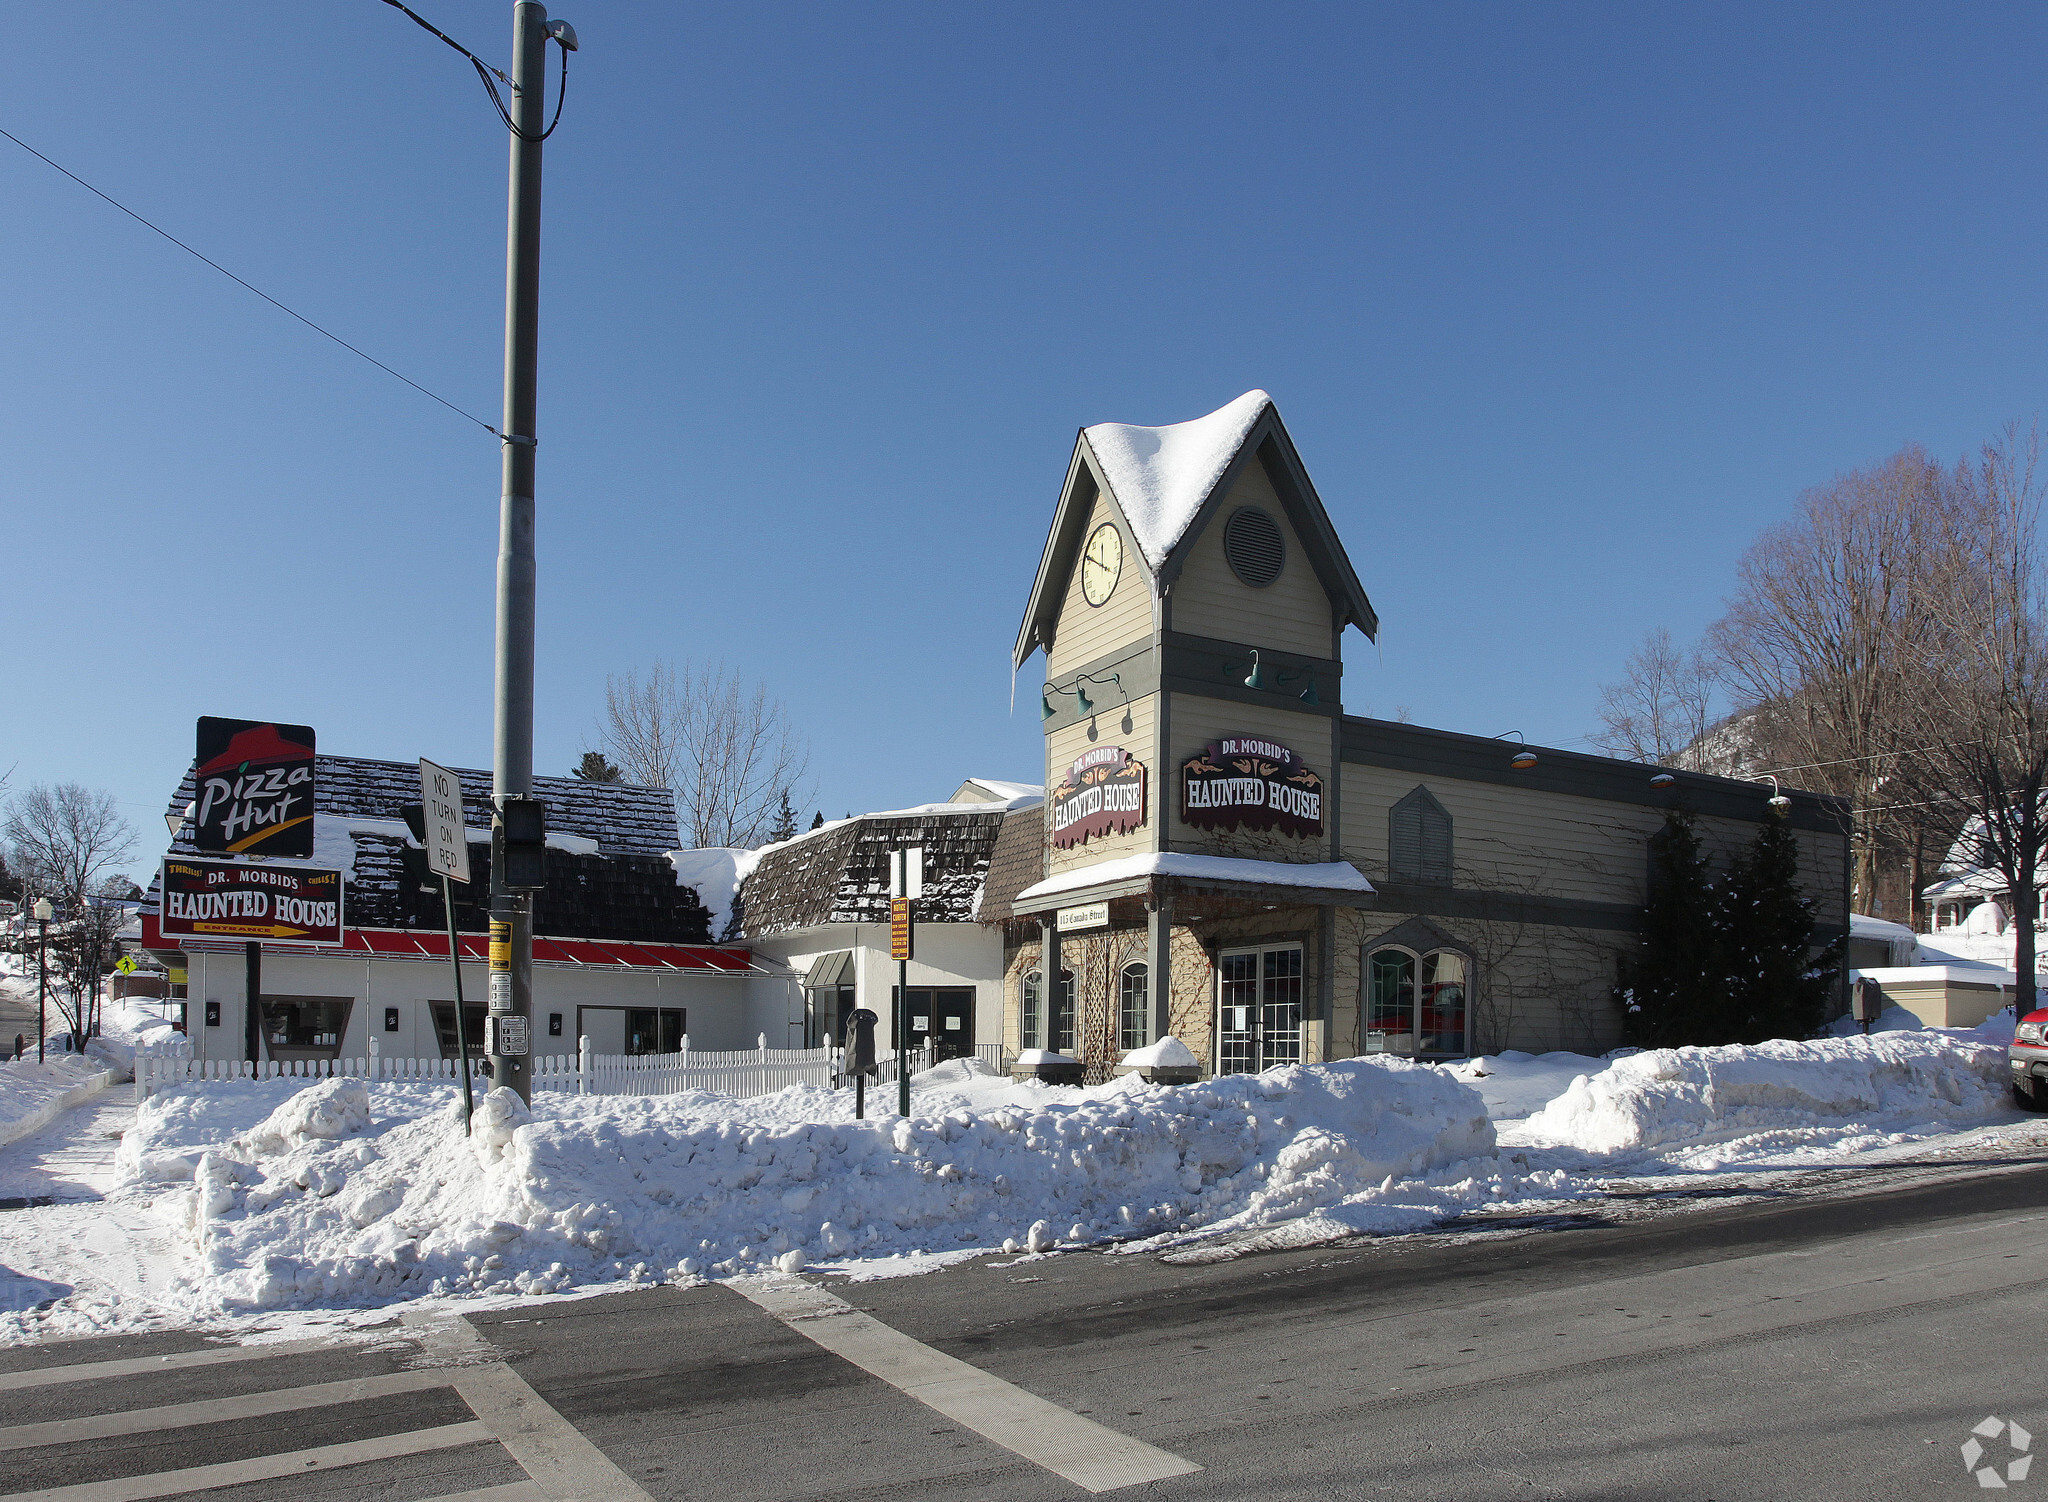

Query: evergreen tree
left=767, top=789, right=799, bottom=845
left=810, top=810, right=825, bottom=830
left=572, top=751, right=624, bottom=783
left=1622, top=810, right=1728, bottom=1048
left=1718, top=812, right=1842, bottom=1043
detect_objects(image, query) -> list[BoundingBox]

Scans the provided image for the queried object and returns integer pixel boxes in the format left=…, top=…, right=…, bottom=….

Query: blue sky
left=3, top=2, right=2045, bottom=882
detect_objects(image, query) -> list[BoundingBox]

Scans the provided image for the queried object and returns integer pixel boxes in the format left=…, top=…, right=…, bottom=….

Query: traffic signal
left=496, top=797, right=548, bottom=891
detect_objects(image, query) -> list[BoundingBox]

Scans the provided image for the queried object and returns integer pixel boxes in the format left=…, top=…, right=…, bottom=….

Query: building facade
left=140, top=755, right=792, bottom=1063
left=993, top=391, right=1853, bottom=1080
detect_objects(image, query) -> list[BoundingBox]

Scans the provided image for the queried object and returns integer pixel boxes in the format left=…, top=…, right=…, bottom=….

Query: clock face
left=1081, top=522, right=1123, bottom=606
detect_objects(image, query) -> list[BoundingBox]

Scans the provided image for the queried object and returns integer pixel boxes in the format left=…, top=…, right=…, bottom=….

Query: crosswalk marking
left=0, top=1337, right=343, bottom=1393
left=403, top=1313, right=658, bottom=1502
left=0, top=1420, right=495, bottom=1502
left=0, top=1367, right=452, bottom=1452
left=0, top=1314, right=656, bottom=1502
left=735, top=1275, right=1203, bottom=1494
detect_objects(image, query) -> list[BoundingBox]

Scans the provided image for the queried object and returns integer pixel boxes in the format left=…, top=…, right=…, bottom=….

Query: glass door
left=1260, top=947, right=1304, bottom=1068
left=1217, top=953, right=1259, bottom=1074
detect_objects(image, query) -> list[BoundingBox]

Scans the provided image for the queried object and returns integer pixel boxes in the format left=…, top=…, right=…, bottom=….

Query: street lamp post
left=32, top=897, right=53, bottom=1064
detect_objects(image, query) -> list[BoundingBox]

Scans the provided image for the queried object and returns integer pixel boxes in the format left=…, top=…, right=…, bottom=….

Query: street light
left=31, top=897, right=53, bottom=1064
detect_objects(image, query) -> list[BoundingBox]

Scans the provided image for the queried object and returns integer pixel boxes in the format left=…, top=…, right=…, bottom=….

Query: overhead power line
left=0, top=125, right=499, bottom=438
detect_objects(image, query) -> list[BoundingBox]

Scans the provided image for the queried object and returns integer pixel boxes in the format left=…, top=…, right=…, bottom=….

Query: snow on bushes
left=1515, top=1031, right=2011, bottom=1155
left=126, top=1058, right=1494, bottom=1313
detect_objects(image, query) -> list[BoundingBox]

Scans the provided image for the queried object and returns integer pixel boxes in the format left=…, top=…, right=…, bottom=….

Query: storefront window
left=1119, top=963, right=1149, bottom=1052
left=261, top=996, right=353, bottom=1059
left=1367, top=946, right=1468, bottom=1056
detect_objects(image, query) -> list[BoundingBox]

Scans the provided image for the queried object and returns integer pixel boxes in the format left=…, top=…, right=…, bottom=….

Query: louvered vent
left=1224, top=506, right=1285, bottom=588
left=1389, top=787, right=1453, bottom=884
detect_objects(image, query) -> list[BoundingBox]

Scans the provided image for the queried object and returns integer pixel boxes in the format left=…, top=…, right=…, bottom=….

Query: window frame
left=1363, top=942, right=1470, bottom=1058
left=1118, top=962, right=1150, bottom=1053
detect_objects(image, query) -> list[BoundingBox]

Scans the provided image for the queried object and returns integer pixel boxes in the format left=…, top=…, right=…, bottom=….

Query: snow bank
left=0, top=1055, right=118, bottom=1152
left=125, top=1058, right=1494, bottom=1313
left=1516, top=1032, right=2010, bottom=1155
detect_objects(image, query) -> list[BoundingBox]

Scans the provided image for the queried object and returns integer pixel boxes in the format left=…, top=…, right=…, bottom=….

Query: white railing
left=137, top=1033, right=839, bottom=1102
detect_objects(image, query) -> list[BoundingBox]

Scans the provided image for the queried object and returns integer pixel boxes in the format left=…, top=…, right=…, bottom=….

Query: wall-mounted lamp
left=1495, top=731, right=1537, bottom=770
left=1763, top=775, right=1791, bottom=812
left=1043, top=672, right=1121, bottom=725
left=1243, top=650, right=1321, bottom=705
left=1649, top=772, right=1677, bottom=789
left=1243, top=650, right=1265, bottom=691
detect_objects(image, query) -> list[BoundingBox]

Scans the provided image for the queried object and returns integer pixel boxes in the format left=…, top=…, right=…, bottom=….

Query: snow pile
left=1516, top=1032, right=2010, bottom=1156
left=0, top=1054, right=119, bottom=1152
left=1083, top=390, right=1271, bottom=570
left=126, top=1058, right=1493, bottom=1313
left=1450, top=1051, right=1622, bottom=1122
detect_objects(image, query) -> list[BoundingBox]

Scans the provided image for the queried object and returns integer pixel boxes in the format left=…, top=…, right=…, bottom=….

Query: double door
left=1216, top=945, right=1303, bottom=1075
left=894, top=986, right=976, bottom=1061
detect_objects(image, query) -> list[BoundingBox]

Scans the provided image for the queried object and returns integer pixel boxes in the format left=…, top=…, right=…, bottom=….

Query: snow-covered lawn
left=0, top=1011, right=2033, bottom=1344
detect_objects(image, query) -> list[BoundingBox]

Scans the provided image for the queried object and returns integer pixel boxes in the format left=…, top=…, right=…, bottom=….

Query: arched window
left=1388, top=786, right=1453, bottom=885
left=1366, top=944, right=1468, bottom=1057
left=1021, top=967, right=1075, bottom=1052
left=1022, top=969, right=1042, bottom=1050
left=1118, top=962, right=1149, bottom=1052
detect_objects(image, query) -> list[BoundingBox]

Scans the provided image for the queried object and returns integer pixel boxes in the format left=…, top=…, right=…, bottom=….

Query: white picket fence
left=135, top=1034, right=883, bottom=1102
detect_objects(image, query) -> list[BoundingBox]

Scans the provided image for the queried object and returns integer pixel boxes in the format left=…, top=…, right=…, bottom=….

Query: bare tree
left=1591, top=628, right=1718, bottom=765
left=1706, top=445, right=1961, bottom=912
left=4, top=783, right=137, bottom=905
left=1896, top=425, right=2048, bottom=1013
left=601, top=659, right=811, bottom=849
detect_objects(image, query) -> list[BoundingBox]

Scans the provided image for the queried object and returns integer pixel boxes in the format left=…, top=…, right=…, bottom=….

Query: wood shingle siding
left=977, top=806, right=1048, bottom=925
left=738, top=809, right=1016, bottom=936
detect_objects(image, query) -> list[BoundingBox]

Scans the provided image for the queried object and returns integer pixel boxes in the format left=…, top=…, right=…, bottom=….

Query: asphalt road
left=5, top=1161, right=2048, bottom=1501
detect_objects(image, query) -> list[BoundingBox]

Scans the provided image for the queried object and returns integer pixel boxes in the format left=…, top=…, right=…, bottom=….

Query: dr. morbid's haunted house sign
left=1180, top=736, right=1325, bottom=838
left=192, top=717, right=317, bottom=858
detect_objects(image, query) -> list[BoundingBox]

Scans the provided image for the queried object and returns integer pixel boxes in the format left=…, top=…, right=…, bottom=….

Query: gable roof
left=1013, top=391, right=1378, bottom=669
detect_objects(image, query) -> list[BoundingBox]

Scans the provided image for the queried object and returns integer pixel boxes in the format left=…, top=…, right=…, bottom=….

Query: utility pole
left=487, top=0, right=552, bottom=1104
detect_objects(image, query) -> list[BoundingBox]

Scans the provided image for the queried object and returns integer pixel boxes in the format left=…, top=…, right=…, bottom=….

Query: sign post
left=420, top=759, right=477, bottom=1131
left=890, top=847, right=922, bottom=1117
left=192, top=717, right=318, bottom=1064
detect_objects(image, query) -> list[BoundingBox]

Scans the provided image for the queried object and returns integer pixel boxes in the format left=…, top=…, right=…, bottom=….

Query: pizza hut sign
left=192, top=717, right=316, bottom=858
left=1180, top=735, right=1325, bottom=838
left=1050, top=745, right=1148, bottom=849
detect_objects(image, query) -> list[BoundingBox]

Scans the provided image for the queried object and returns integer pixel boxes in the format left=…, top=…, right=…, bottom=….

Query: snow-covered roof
left=1850, top=913, right=1919, bottom=944
left=1014, top=391, right=1377, bottom=670
left=1014, top=853, right=1375, bottom=905
left=952, top=778, right=1045, bottom=805
left=1083, top=389, right=1271, bottom=571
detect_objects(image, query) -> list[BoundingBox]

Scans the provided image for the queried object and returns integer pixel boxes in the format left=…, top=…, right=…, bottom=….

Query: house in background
left=141, top=755, right=792, bottom=1064
left=723, top=782, right=1043, bottom=1061
left=1002, top=390, right=1853, bottom=1080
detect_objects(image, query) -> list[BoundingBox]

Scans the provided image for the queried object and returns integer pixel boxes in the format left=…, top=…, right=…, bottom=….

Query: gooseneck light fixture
left=1762, top=775, right=1791, bottom=812
left=1242, top=650, right=1321, bottom=705
left=1042, top=672, right=1123, bottom=723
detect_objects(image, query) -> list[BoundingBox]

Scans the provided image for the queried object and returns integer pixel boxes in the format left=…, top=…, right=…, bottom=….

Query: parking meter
left=845, top=1008, right=878, bottom=1118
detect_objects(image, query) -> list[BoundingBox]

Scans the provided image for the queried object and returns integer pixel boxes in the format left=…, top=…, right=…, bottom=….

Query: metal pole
left=444, top=874, right=475, bottom=1131
left=897, top=903, right=914, bottom=1118
left=488, top=0, right=548, bottom=1104
left=244, top=941, right=262, bottom=1065
left=36, top=918, right=47, bottom=1064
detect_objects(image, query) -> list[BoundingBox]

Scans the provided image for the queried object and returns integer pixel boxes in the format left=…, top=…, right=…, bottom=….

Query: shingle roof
left=736, top=807, right=1015, bottom=936
left=975, top=805, right=1046, bottom=925
left=150, top=755, right=711, bottom=944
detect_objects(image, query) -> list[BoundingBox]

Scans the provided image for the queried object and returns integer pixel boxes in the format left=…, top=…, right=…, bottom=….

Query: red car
left=2010, top=1009, right=2048, bottom=1107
